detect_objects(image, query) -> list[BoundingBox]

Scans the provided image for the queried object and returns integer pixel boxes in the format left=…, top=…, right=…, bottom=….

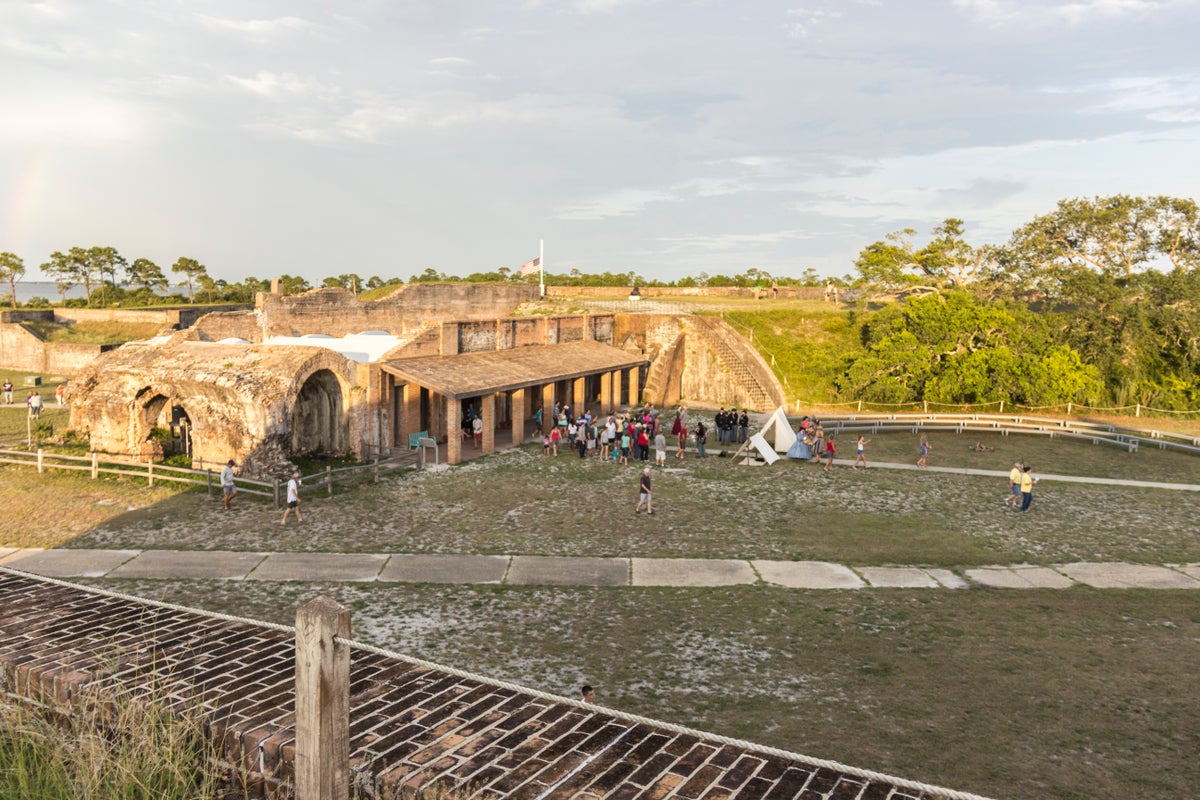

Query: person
left=1005, top=461, right=1023, bottom=508
left=28, top=391, right=43, bottom=419
left=55, top=383, right=65, bottom=406
left=549, top=425, right=560, bottom=456
left=281, top=471, right=304, bottom=525
left=917, top=434, right=931, bottom=468
left=676, top=426, right=687, bottom=459
left=637, top=425, right=650, bottom=462
left=823, top=435, right=837, bottom=473
left=1, top=379, right=12, bottom=404
left=771, top=279, right=779, bottom=299
left=738, top=410, right=749, bottom=444
left=695, top=421, right=707, bottom=458
left=472, top=415, right=483, bottom=449
left=581, top=685, right=596, bottom=703
left=534, top=405, right=543, bottom=436
left=852, top=435, right=869, bottom=471
left=619, top=429, right=631, bottom=465
left=542, top=433, right=551, bottom=456
left=1019, top=465, right=1037, bottom=512
left=654, top=429, right=667, bottom=466
left=220, top=459, right=238, bottom=511
left=635, top=467, right=653, bottom=515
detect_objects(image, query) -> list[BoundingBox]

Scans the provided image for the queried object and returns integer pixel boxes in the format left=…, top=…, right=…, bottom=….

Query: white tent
left=757, top=406, right=797, bottom=453
left=747, top=432, right=781, bottom=465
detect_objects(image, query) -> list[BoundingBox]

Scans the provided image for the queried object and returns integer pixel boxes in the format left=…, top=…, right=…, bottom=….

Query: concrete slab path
left=5, top=548, right=1200, bottom=590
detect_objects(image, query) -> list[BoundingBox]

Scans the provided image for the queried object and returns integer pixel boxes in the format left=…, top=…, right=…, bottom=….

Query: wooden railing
left=0, top=448, right=422, bottom=507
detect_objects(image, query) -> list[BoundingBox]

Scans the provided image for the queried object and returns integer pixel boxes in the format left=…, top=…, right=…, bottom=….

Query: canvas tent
left=757, top=406, right=796, bottom=453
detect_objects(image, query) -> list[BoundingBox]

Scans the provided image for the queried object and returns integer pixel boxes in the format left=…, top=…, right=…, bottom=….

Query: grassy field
left=6, top=418, right=1200, bottom=800
left=22, top=319, right=163, bottom=344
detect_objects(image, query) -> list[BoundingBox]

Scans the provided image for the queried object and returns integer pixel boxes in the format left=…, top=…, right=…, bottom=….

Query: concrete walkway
left=2, top=548, right=1198, bottom=590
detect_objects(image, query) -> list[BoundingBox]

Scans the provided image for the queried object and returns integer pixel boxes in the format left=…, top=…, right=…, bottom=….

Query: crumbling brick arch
left=291, top=368, right=349, bottom=456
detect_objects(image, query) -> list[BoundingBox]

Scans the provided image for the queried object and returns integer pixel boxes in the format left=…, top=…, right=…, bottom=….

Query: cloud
left=554, top=189, right=675, bottom=221
left=195, top=14, right=319, bottom=38
left=953, top=0, right=1185, bottom=26
left=656, top=230, right=810, bottom=254
left=0, top=89, right=146, bottom=145
left=226, top=71, right=340, bottom=101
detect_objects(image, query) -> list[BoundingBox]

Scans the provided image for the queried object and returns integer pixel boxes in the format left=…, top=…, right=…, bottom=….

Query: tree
left=1001, top=195, right=1200, bottom=299
left=0, top=252, right=25, bottom=307
left=171, top=257, right=208, bottom=303
left=41, top=251, right=76, bottom=303
left=126, top=258, right=167, bottom=293
left=67, top=246, right=93, bottom=302
left=278, top=274, right=311, bottom=295
left=854, top=219, right=992, bottom=293
left=88, top=246, right=127, bottom=305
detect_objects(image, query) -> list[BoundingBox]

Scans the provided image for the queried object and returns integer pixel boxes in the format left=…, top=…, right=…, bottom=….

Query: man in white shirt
left=220, top=459, right=238, bottom=511
left=281, top=471, right=304, bottom=525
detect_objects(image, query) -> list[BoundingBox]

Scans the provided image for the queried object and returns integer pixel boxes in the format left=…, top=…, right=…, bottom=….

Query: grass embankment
left=22, top=319, right=162, bottom=344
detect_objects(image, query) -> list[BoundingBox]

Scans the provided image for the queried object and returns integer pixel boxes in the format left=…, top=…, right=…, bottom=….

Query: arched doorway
left=292, top=369, right=347, bottom=456
left=138, top=391, right=192, bottom=457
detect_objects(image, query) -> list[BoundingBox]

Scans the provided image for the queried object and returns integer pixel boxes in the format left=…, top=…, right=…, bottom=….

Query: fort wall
left=548, top=285, right=828, bottom=300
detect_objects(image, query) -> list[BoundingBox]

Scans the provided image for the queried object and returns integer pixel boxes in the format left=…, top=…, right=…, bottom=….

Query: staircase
left=689, top=316, right=784, bottom=410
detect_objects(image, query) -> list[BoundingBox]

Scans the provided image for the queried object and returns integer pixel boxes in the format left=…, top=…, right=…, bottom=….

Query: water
left=8, top=282, right=114, bottom=303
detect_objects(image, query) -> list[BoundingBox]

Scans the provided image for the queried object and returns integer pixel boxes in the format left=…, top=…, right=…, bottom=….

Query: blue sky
left=3, top=0, right=1199, bottom=285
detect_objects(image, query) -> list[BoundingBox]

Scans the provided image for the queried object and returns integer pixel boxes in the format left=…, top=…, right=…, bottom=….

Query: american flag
left=519, top=256, right=541, bottom=276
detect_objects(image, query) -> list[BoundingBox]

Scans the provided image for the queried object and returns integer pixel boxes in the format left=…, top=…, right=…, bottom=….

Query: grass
left=22, top=319, right=163, bottom=345
left=7, top=415, right=1200, bottom=800
left=0, top=687, right=228, bottom=799
left=52, top=429, right=1200, bottom=566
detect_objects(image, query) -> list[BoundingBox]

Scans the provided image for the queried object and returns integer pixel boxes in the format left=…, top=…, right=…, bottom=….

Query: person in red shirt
left=823, top=435, right=837, bottom=473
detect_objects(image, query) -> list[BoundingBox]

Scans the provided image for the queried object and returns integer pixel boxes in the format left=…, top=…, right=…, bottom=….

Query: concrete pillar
left=481, top=393, right=496, bottom=454
left=446, top=398, right=462, bottom=464
left=600, top=370, right=612, bottom=414
left=542, top=383, right=555, bottom=423
left=512, top=388, right=527, bottom=446
left=573, top=377, right=585, bottom=413
left=612, top=370, right=624, bottom=410
left=401, top=383, right=421, bottom=442
left=628, top=365, right=641, bottom=406
left=440, top=323, right=460, bottom=356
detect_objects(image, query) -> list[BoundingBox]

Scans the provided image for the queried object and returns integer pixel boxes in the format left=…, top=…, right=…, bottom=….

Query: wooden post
left=327, top=465, right=333, bottom=497
left=373, top=458, right=380, bottom=483
left=274, top=479, right=281, bottom=509
left=148, top=459, right=154, bottom=487
left=92, top=451, right=99, bottom=480
left=295, top=596, right=351, bottom=800
left=207, top=468, right=213, bottom=495
left=36, top=449, right=43, bottom=474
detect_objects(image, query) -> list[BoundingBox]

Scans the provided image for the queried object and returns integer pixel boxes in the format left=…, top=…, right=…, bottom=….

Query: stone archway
left=292, top=369, right=347, bottom=456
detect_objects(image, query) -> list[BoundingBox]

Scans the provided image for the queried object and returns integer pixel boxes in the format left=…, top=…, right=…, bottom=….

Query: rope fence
left=795, top=398, right=1200, bottom=418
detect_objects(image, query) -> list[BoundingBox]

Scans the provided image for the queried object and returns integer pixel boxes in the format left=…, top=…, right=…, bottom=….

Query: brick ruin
left=63, top=285, right=787, bottom=475
left=0, top=568, right=984, bottom=800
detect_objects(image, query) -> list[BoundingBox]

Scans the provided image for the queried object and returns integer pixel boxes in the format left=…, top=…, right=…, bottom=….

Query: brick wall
left=547, top=286, right=828, bottom=300
left=0, top=569, right=971, bottom=800
left=0, top=324, right=109, bottom=373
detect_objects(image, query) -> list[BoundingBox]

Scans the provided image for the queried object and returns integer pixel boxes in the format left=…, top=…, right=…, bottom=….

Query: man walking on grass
left=1005, top=461, right=1023, bottom=508
left=220, top=459, right=238, bottom=511
left=281, top=471, right=304, bottom=525
left=635, top=467, right=653, bottom=515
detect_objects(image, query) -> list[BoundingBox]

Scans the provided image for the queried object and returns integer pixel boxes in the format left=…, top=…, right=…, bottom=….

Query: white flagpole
left=539, top=239, right=545, bottom=297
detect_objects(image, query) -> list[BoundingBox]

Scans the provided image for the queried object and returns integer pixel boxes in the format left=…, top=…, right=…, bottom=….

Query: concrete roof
left=262, top=331, right=405, bottom=363
left=381, top=340, right=645, bottom=399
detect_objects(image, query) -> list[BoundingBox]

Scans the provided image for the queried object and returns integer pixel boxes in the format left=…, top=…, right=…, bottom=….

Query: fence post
left=1067, top=402, right=1072, bottom=415
left=274, top=479, right=281, bottom=509
left=923, top=400, right=928, bottom=413
left=91, top=451, right=99, bottom=479
left=295, top=596, right=350, bottom=800
left=207, top=469, right=213, bottom=495
left=999, top=400, right=1004, bottom=414
left=857, top=400, right=862, bottom=412
left=327, top=465, right=333, bottom=497
left=373, top=458, right=380, bottom=484
left=1136, top=403, right=1141, bottom=417
left=148, top=459, right=154, bottom=487
left=37, top=449, right=44, bottom=474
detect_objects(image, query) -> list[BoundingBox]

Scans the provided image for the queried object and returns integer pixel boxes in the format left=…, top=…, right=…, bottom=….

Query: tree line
left=845, top=195, right=1200, bottom=411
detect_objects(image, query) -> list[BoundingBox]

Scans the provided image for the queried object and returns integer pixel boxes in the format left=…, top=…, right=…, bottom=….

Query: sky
left=2, top=0, right=1200, bottom=286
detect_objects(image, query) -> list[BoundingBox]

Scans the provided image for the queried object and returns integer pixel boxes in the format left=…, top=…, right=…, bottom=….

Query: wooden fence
left=0, top=448, right=421, bottom=507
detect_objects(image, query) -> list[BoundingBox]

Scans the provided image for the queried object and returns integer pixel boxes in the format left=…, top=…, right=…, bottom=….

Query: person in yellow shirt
left=1019, top=465, right=1037, bottom=512
left=1005, top=461, right=1023, bottom=508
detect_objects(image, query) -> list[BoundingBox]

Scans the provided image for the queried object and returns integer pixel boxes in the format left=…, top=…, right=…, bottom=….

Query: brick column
left=481, top=393, right=496, bottom=454
left=612, top=370, right=624, bottom=410
left=572, top=377, right=585, bottom=413
left=600, top=370, right=612, bottom=414
left=440, top=323, right=459, bottom=356
left=628, top=366, right=641, bottom=406
left=401, top=383, right=421, bottom=442
left=542, top=383, right=555, bottom=422
left=511, top=387, right=527, bottom=446
left=446, top=399, right=462, bottom=464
